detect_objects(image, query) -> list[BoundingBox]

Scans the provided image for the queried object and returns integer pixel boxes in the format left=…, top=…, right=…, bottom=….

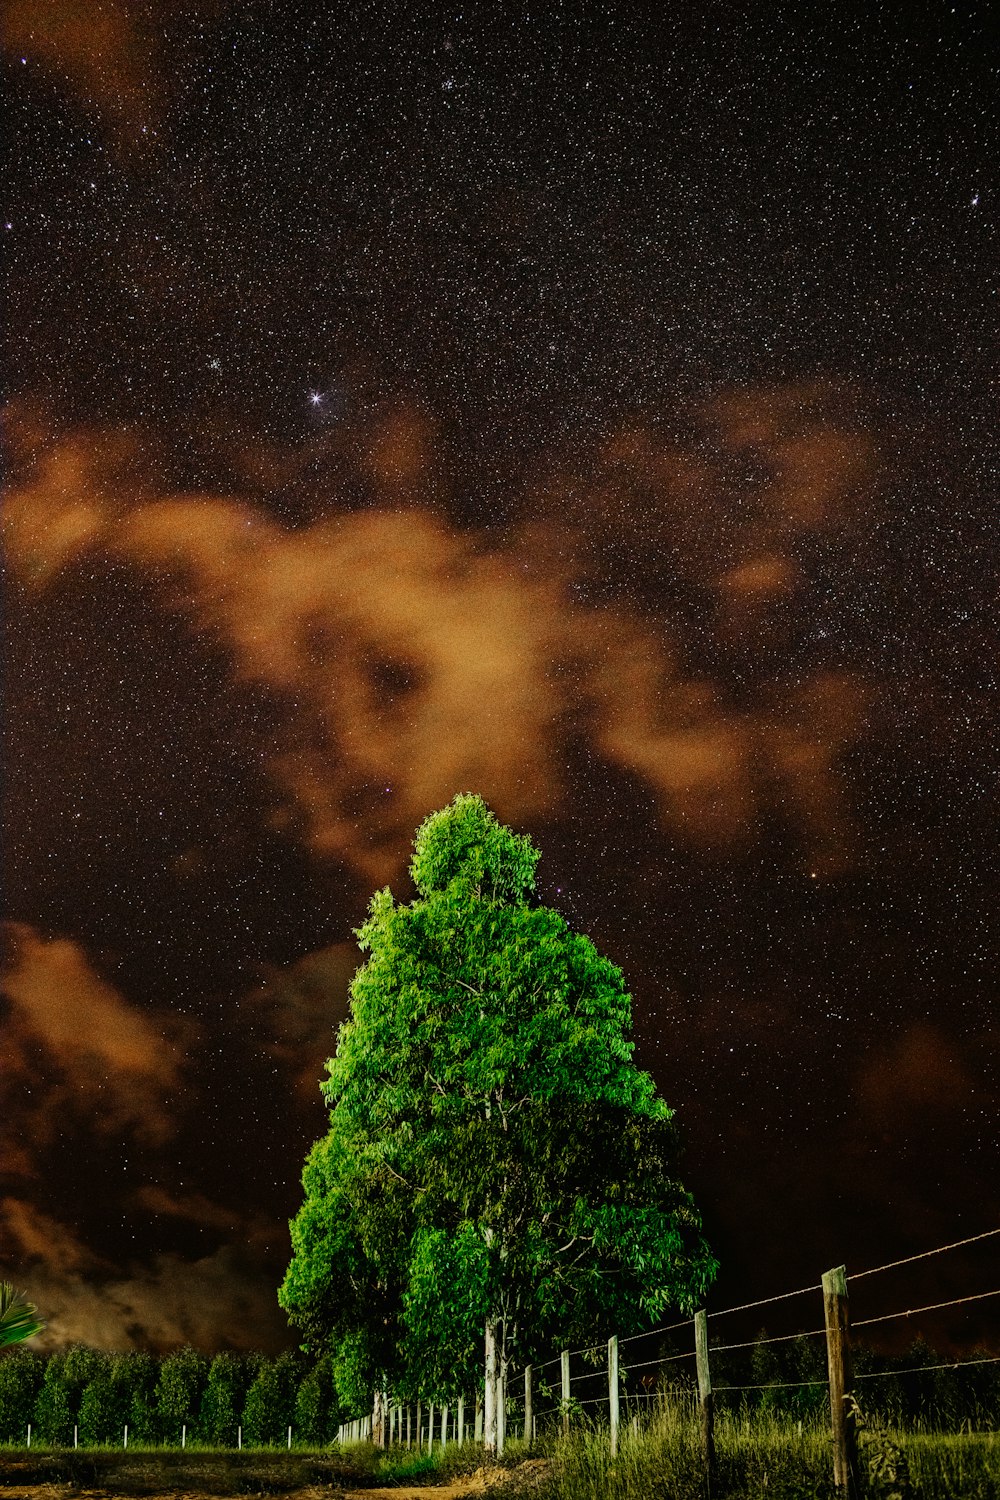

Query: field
left=3, top=1410, right=1000, bottom=1500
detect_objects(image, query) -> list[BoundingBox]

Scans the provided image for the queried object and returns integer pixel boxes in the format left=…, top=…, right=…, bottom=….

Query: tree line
left=3, top=1333, right=996, bottom=1448
left=0, top=1346, right=341, bottom=1446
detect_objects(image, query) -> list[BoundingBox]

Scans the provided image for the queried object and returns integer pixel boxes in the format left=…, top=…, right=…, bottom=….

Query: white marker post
left=124, top=1424, right=129, bottom=1449
left=608, top=1336, right=620, bottom=1458
left=182, top=1423, right=186, bottom=1449
left=287, top=1425, right=292, bottom=1450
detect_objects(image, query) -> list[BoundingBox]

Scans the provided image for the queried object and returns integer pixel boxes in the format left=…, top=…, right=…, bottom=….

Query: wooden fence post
left=524, top=1365, right=533, bottom=1445
left=458, top=1395, right=465, bottom=1443
left=442, top=1404, right=449, bottom=1450
left=561, top=1349, right=571, bottom=1438
left=608, top=1335, right=620, bottom=1458
left=822, top=1265, right=858, bottom=1495
left=695, top=1310, right=716, bottom=1491
left=427, top=1402, right=435, bottom=1454
left=475, top=1391, right=483, bottom=1442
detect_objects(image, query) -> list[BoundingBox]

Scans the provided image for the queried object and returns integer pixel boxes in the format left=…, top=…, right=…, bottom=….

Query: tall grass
left=3, top=1413, right=998, bottom=1497
left=491, top=1405, right=1000, bottom=1500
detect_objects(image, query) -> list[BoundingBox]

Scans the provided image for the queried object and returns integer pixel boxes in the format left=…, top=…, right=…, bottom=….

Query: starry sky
left=2, top=1, right=999, bottom=1355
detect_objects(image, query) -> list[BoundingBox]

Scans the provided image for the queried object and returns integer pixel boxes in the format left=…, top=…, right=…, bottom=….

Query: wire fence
left=340, top=1219, right=1000, bottom=1451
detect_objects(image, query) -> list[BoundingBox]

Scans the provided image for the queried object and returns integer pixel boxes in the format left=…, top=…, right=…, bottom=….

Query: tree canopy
left=280, top=794, right=716, bottom=1449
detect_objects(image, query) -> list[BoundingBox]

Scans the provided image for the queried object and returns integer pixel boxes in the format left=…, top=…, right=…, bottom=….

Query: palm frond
left=0, top=1282, right=44, bottom=1347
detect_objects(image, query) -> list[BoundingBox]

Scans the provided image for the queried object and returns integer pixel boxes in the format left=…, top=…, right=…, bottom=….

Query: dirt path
left=0, top=1491, right=484, bottom=1500
left=348, top=1486, right=486, bottom=1499
left=0, top=1468, right=547, bottom=1500
left=0, top=1460, right=549, bottom=1500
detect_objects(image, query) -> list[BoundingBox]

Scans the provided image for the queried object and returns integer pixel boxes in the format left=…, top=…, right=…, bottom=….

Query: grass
left=1, top=1417, right=998, bottom=1497
left=371, top=1411, right=1000, bottom=1499
left=485, top=1409, right=1000, bottom=1500
left=0, top=1446, right=365, bottom=1494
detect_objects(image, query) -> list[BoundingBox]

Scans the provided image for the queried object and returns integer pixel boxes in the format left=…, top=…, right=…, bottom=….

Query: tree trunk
left=496, top=1355, right=506, bottom=1457
left=372, top=1388, right=386, bottom=1449
left=484, top=1320, right=498, bottom=1453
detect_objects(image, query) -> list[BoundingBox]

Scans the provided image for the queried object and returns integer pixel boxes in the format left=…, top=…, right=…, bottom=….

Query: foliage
left=0, top=1348, right=43, bottom=1440
left=0, top=1282, right=44, bottom=1348
left=77, top=1352, right=122, bottom=1445
left=199, top=1353, right=255, bottom=1447
left=295, top=1352, right=338, bottom=1444
left=156, top=1345, right=208, bottom=1440
left=241, top=1350, right=301, bottom=1446
left=32, top=1350, right=76, bottom=1444
left=281, top=794, right=716, bottom=1414
left=123, top=1352, right=160, bottom=1442
left=399, top=1225, right=491, bottom=1399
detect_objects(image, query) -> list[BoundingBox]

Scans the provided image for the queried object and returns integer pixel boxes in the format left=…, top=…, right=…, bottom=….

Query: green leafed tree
left=198, top=1353, right=256, bottom=1447
left=155, top=1346, right=208, bottom=1443
left=295, top=1352, right=338, bottom=1446
left=33, top=1346, right=104, bottom=1445
left=280, top=794, right=717, bottom=1453
left=0, top=1348, right=44, bottom=1442
left=33, top=1355, right=74, bottom=1446
left=77, top=1356, right=121, bottom=1446
left=122, top=1351, right=159, bottom=1444
left=241, top=1351, right=301, bottom=1447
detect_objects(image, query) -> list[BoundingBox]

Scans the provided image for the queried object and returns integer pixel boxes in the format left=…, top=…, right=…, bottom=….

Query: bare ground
left=0, top=1459, right=552, bottom=1500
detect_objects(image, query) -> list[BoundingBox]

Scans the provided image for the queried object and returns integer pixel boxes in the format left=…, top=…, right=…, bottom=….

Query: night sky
left=3, top=1, right=999, bottom=1356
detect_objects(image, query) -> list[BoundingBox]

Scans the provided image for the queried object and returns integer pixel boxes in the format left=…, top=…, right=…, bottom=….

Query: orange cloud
left=0, top=1198, right=106, bottom=1277
left=0, top=1188, right=289, bottom=1353
left=10, top=1244, right=290, bottom=1354
left=3, top=395, right=873, bottom=880
left=858, top=1023, right=972, bottom=1127
left=249, top=943, right=357, bottom=1104
left=1, top=922, right=196, bottom=1156
left=0, top=0, right=224, bottom=153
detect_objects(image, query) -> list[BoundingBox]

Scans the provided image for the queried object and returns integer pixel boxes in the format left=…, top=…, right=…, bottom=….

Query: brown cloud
left=3, top=395, right=874, bottom=881
left=1, top=922, right=197, bottom=1160
left=250, top=944, right=357, bottom=1104
left=0, top=0, right=224, bottom=154
left=0, top=1198, right=106, bottom=1278
left=11, top=1243, right=290, bottom=1353
left=0, top=1189, right=289, bottom=1353
left=132, top=1186, right=244, bottom=1235
left=858, top=1023, right=973, bottom=1128
left=536, top=380, right=877, bottom=603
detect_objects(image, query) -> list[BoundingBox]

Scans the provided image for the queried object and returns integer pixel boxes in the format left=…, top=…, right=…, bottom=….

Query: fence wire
left=341, top=1219, right=1000, bottom=1446
left=851, top=1227, right=1000, bottom=1281
left=853, top=1287, right=1000, bottom=1329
